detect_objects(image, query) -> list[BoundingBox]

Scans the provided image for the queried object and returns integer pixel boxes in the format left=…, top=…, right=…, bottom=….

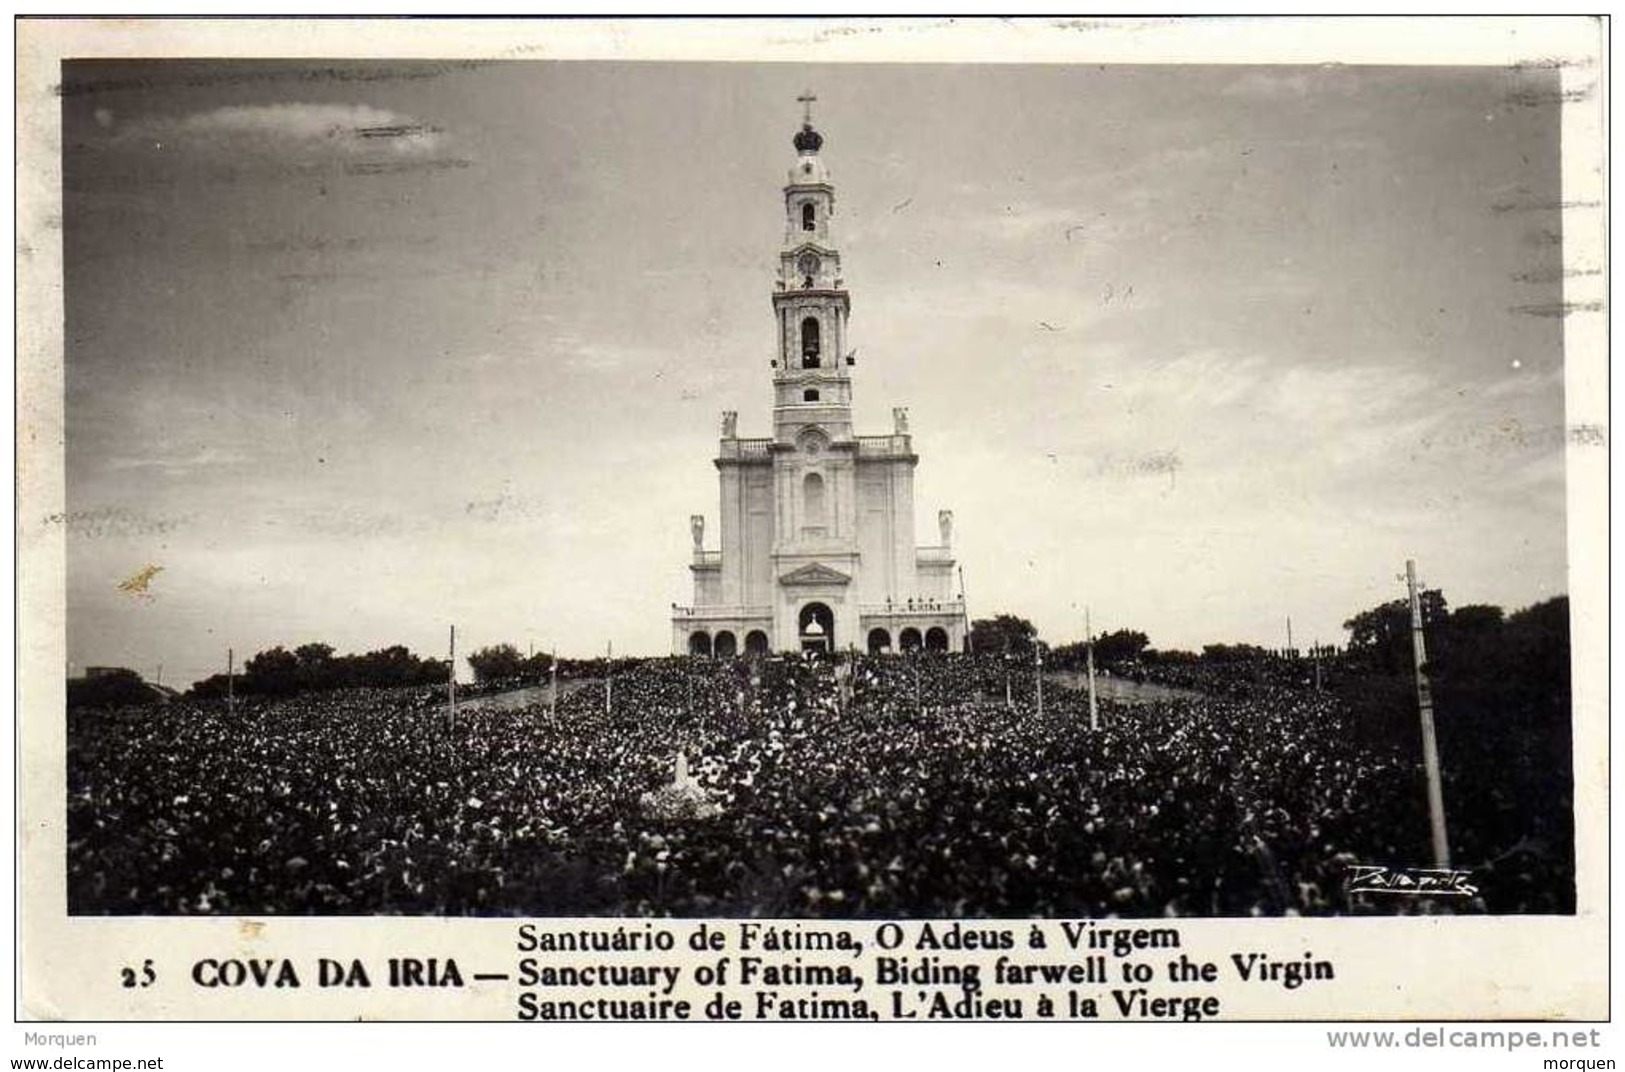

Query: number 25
left=120, top=960, right=155, bottom=988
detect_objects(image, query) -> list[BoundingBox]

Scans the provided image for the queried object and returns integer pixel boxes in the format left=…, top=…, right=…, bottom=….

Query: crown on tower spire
left=793, top=90, right=823, bottom=153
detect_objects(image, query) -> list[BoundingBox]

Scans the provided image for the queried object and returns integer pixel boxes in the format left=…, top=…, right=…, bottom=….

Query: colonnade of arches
left=687, top=613, right=949, bottom=658
left=687, top=629, right=770, bottom=658
left=696, top=607, right=981, bottom=658
left=864, top=626, right=949, bottom=654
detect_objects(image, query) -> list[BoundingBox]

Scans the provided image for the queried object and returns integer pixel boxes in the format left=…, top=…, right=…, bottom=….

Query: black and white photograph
left=18, top=16, right=1608, bottom=1029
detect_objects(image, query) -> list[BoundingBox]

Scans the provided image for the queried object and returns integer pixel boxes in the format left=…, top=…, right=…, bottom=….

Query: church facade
left=672, top=111, right=966, bottom=657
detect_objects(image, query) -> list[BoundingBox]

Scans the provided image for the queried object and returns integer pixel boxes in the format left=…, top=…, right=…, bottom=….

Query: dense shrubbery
left=66, top=669, right=159, bottom=709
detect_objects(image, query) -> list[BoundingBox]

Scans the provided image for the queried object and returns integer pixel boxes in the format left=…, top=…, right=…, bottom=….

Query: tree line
left=187, top=643, right=450, bottom=699
left=181, top=642, right=621, bottom=699
left=972, top=614, right=1320, bottom=671
left=63, top=590, right=1569, bottom=707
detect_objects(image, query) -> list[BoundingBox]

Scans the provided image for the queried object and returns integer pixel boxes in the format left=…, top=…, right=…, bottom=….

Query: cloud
left=959, top=201, right=1093, bottom=245
left=43, top=506, right=191, bottom=539
left=110, top=102, right=446, bottom=159
left=104, top=445, right=251, bottom=474
left=1216, top=67, right=1362, bottom=101
left=556, top=337, right=663, bottom=374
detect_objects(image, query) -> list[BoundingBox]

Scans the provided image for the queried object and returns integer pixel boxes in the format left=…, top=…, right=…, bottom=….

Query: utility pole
left=1406, top=559, right=1451, bottom=869
left=959, top=565, right=972, bottom=654
left=1085, top=607, right=1099, bottom=732
left=1286, top=615, right=1294, bottom=657
left=1313, top=638, right=1323, bottom=692
left=448, top=625, right=457, bottom=731
left=1004, top=640, right=1013, bottom=712
left=914, top=654, right=922, bottom=716
left=549, top=646, right=558, bottom=719
left=838, top=642, right=853, bottom=716
left=605, top=640, right=613, bottom=717
left=1034, top=631, right=1044, bottom=719
left=226, top=648, right=235, bottom=715
left=685, top=655, right=695, bottom=718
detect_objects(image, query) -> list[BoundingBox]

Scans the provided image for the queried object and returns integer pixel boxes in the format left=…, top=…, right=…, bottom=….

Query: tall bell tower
left=772, top=92, right=853, bottom=438
left=766, top=93, right=863, bottom=649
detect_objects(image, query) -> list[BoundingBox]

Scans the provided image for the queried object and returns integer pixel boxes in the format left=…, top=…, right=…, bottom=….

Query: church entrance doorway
left=799, top=602, right=835, bottom=654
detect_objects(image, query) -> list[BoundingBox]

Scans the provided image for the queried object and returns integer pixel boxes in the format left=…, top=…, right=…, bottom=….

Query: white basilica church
left=672, top=107, right=966, bottom=657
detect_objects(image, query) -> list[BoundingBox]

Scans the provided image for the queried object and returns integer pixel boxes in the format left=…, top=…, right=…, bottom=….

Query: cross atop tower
left=797, top=90, right=817, bottom=126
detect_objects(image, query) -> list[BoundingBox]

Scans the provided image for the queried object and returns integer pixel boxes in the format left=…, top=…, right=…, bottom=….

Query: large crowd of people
left=66, top=652, right=1569, bottom=917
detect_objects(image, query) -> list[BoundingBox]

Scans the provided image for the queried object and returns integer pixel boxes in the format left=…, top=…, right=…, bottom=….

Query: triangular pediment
left=779, top=562, right=852, bottom=586
left=783, top=241, right=834, bottom=258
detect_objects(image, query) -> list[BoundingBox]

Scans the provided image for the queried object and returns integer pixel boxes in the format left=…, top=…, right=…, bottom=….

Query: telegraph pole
left=1313, top=638, right=1323, bottom=692
left=447, top=625, right=458, bottom=730
left=605, top=640, right=613, bottom=717
left=685, top=653, right=695, bottom=718
left=914, top=653, right=922, bottom=716
left=226, top=648, right=235, bottom=715
left=959, top=565, right=972, bottom=654
left=1286, top=615, right=1294, bottom=657
left=1004, top=640, right=1013, bottom=712
left=549, top=646, right=558, bottom=719
left=1085, top=607, right=1099, bottom=732
left=1406, top=559, right=1451, bottom=869
left=838, top=642, right=853, bottom=716
left=1034, top=633, right=1044, bottom=719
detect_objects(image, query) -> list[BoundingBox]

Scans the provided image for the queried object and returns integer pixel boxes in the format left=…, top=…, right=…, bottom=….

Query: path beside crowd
left=1045, top=670, right=1201, bottom=704
left=458, top=679, right=594, bottom=713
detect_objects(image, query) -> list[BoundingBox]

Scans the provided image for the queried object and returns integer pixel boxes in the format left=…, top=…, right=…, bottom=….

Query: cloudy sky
left=60, top=58, right=1572, bottom=685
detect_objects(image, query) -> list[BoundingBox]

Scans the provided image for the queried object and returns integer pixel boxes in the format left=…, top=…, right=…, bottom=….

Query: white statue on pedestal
left=641, top=751, right=719, bottom=820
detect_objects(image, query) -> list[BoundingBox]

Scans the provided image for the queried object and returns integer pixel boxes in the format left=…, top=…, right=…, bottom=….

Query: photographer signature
left=1347, top=864, right=1479, bottom=898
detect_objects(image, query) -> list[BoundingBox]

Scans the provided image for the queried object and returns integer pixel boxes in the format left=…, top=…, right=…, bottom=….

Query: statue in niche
left=892, top=407, right=909, bottom=434
left=721, top=410, right=738, bottom=438
left=690, top=514, right=705, bottom=552
left=938, top=509, right=953, bottom=547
